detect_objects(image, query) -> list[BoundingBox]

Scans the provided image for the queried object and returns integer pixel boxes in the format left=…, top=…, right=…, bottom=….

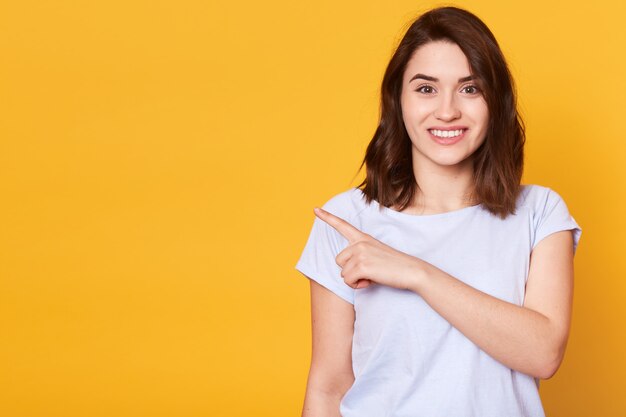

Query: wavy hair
left=356, top=6, right=525, bottom=219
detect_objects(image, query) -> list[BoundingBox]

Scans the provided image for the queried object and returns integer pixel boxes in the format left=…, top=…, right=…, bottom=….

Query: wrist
left=405, top=257, right=428, bottom=293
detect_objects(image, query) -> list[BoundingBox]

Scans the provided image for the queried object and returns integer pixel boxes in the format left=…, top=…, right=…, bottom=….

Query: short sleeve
left=295, top=200, right=356, bottom=305
left=532, top=187, right=582, bottom=255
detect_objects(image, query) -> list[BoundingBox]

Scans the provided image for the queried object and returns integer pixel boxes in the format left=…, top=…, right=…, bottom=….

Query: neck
left=406, top=154, right=477, bottom=214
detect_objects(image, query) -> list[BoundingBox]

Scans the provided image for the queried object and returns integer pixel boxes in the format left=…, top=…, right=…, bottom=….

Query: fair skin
left=301, top=280, right=355, bottom=417
left=301, top=40, right=575, bottom=416
left=400, top=40, right=488, bottom=213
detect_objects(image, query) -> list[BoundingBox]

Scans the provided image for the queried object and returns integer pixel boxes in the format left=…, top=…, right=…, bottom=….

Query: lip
left=429, top=125, right=468, bottom=131
left=428, top=128, right=467, bottom=146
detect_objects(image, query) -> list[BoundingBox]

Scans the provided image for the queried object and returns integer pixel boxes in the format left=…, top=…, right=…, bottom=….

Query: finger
left=335, top=245, right=353, bottom=268
left=314, top=207, right=365, bottom=243
left=355, top=279, right=372, bottom=289
left=340, top=256, right=366, bottom=288
left=339, top=254, right=373, bottom=289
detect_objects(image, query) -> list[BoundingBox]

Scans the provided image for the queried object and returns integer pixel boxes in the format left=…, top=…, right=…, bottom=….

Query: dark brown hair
left=356, top=6, right=525, bottom=219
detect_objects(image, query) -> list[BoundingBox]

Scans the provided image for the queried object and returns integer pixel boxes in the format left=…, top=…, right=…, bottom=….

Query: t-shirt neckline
left=355, top=187, right=482, bottom=220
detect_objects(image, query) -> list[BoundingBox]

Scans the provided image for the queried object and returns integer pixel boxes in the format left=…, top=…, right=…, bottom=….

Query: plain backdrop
left=0, top=0, right=624, bottom=416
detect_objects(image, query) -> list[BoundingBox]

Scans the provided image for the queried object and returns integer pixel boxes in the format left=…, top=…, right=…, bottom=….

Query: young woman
left=295, top=6, right=582, bottom=417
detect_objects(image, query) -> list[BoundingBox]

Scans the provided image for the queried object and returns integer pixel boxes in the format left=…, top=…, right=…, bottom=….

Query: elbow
left=529, top=321, right=570, bottom=380
left=533, top=343, right=567, bottom=380
left=534, top=358, right=561, bottom=380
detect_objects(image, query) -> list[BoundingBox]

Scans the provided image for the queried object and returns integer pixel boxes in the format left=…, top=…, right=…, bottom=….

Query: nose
left=434, top=92, right=461, bottom=121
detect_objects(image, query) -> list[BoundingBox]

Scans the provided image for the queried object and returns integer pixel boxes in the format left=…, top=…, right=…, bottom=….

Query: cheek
left=464, top=100, right=489, bottom=127
left=401, top=98, right=430, bottom=125
left=400, top=95, right=411, bottom=121
left=476, top=99, right=489, bottom=125
left=400, top=100, right=417, bottom=133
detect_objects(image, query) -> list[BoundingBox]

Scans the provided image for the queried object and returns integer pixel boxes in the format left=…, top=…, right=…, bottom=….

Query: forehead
left=404, top=41, right=472, bottom=81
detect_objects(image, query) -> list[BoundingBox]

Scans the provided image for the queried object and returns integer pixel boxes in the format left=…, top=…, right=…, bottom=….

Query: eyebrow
left=409, top=73, right=475, bottom=83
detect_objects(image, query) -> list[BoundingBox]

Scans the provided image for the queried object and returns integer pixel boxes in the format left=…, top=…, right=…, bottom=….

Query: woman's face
left=400, top=40, right=489, bottom=171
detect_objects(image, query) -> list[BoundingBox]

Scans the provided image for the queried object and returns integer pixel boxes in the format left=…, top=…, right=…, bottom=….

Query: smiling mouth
left=429, top=129, right=466, bottom=138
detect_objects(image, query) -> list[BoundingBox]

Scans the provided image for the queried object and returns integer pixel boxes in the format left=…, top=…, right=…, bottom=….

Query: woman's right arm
left=302, top=280, right=355, bottom=417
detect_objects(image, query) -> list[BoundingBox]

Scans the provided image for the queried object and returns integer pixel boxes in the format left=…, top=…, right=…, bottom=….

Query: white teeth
left=430, top=129, right=463, bottom=138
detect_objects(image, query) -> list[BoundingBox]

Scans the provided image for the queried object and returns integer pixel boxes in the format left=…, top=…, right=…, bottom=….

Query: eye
left=415, top=85, right=436, bottom=94
left=461, top=85, right=480, bottom=94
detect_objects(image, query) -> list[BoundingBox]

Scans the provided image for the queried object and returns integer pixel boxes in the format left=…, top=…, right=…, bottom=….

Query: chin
left=430, top=153, right=474, bottom=166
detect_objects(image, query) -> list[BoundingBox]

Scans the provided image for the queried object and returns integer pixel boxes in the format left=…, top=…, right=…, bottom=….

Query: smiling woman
left=295, top=6, right=582, bottom=417
left=358, top=6, right=525, bottom=218
left=400, top=41, right=489, bottom=184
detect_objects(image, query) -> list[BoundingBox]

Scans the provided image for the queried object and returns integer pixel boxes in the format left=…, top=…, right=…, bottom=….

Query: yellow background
left=0, top=0, right=623, bottom=415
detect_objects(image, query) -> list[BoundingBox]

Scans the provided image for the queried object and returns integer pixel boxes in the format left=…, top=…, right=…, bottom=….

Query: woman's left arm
left=409, top=230, right=574, bottom=380
left=313, top=207, right=575, bottom=380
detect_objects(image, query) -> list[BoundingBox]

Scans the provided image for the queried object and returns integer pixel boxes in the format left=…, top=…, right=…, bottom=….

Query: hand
left=314, top=207, right=423, bottom=291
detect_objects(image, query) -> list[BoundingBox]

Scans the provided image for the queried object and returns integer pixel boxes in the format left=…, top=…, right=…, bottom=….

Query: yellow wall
left=0, top=0, right=623, bottom=415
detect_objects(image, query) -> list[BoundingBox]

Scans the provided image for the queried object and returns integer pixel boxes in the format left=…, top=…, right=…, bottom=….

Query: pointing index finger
left=314, top=207, right=365, bottom=243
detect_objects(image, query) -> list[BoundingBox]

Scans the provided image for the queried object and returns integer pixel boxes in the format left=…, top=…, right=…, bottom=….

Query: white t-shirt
left=295, top=184, right=582, bottom=417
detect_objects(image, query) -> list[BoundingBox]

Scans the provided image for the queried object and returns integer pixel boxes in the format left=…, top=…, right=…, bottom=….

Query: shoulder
left=516, top=183, right=566, bottom=212
left=517, top=184, right=576, bottom=228
left=320, top=187, right=370, bottom=223
left=519, top=184, right=582, bottom=252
